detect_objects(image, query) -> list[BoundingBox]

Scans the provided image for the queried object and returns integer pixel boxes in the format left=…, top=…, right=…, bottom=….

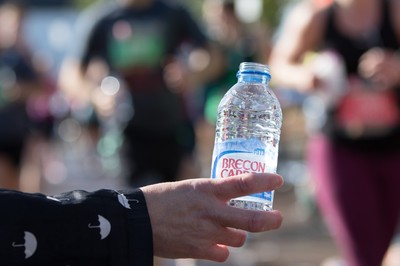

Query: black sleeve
left=0, top=188, right=153, bottom=266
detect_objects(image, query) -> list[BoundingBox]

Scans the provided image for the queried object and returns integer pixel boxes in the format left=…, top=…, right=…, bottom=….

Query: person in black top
left=0, top=172, right=283, bottom=265
left=269, top=0, right=400, bottom=265
left=58, top=0, right=222, bottom=188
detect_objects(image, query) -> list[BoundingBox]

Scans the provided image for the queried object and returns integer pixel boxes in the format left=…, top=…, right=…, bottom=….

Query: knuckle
left=235, top=175, right=252, bottom=194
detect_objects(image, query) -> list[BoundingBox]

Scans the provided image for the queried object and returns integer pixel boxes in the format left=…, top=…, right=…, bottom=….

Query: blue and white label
left=211, top=138, right=278, bottom=203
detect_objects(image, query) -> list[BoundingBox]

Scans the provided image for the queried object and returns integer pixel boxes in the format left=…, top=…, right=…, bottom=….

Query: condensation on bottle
left=210, top=62, right=282, bottom=211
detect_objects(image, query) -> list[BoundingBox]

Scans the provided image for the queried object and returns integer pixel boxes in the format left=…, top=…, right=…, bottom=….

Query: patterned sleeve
left=0, top=188, right=153, bottom=266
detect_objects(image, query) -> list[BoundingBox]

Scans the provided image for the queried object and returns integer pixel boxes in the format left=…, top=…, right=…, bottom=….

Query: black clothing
left=0, top=189, right=153, bottom=265
left=74, top=0, right=208, bottom=184
left=324, top=0, right=398, bottom=75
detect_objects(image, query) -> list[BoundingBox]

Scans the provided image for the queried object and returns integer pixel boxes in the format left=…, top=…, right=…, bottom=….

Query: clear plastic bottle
left=210, top=62, right=282, bottom=211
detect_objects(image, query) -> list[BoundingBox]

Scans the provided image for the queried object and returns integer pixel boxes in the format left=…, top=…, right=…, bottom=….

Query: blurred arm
left=268, top=2, right=327, bottom=92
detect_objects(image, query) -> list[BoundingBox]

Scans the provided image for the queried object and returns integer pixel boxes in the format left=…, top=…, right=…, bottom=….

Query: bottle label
left=211, top=138, right=276, bottom=203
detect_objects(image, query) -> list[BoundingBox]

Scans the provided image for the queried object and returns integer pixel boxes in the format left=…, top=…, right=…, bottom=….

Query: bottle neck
left=236, top=62, right=271, bottom=84
left=237, top=73, right=270, bottom=84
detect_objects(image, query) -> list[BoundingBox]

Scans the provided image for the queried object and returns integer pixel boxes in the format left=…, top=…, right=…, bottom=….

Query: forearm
left=0, top=188, right=153, bottom=265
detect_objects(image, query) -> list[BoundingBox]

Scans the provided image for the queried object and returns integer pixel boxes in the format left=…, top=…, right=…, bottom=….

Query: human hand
left=140, top=173, right=284, bottom=262
left=358, top=48, right=400, bottom=89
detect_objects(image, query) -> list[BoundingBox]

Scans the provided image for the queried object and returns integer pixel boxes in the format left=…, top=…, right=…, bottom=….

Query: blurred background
left=0, top=0, right=399, bottom=265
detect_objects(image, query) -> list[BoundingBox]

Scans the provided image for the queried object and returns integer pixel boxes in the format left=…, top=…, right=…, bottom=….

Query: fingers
left=210, top=173, right=283, bottom=232
left=212, top=173, right=283, bottom=201
left=213, top=227, right=247, bottom=248
left=217, top=208, right=283, bottom=233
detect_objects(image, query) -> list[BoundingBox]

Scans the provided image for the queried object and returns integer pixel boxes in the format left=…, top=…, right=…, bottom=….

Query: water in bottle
left=210, top=62, right=282, bottom=211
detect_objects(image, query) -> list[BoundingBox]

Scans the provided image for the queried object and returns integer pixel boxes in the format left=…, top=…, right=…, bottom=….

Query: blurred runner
left=58, top=0, right=222, bottom=187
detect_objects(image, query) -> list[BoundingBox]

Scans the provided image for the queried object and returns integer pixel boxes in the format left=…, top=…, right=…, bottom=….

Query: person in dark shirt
left=0, top=172, right=283, bottom=265
left=269, top=0, right=400, bottom=265
left=59, top=0, right=223, bottom=187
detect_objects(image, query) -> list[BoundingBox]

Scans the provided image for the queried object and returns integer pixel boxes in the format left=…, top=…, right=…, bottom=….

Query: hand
left=141, top=173, right=284, bottom=262
left=358, top=48, right=400, bottom=89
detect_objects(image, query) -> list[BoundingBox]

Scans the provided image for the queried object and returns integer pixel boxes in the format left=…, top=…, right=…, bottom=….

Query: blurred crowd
left=1, top=0, right=400, bottom=265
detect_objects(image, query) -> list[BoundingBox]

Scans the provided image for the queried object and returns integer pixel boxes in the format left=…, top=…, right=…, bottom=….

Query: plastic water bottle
left=210, top=62, right=282, bottom=211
